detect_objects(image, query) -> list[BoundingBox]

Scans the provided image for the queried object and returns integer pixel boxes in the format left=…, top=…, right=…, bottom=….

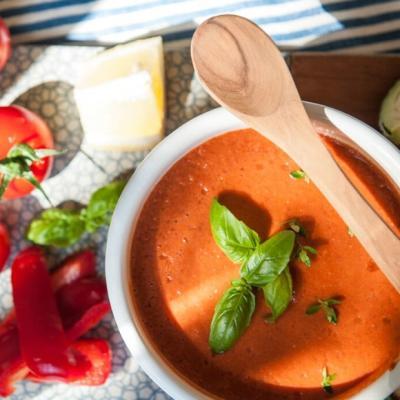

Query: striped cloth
left=0, top=0, right=399, bottom=52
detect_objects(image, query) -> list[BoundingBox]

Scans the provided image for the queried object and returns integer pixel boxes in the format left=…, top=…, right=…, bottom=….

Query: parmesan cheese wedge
left=74, top=37, right=165, bottom=151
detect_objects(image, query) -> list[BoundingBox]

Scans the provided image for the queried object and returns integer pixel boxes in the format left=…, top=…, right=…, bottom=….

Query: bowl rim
left=105, top=102, right=400, bottom=400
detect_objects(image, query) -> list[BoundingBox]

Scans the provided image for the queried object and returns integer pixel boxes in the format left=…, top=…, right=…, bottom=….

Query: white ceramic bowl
left=106, top=102, right=400, bottom=400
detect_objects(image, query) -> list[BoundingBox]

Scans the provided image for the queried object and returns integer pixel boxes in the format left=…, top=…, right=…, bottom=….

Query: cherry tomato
left=0, top=106, right=54, bottom=200
left=0, top=224, right=10, bottom=270
left=0, top=18, right=11, bottom=71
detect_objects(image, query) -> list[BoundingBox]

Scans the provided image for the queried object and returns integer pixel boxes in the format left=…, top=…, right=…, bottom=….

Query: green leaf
left=303, top=245, right=317, bottom=255
left=7, top=144, right=40, bottom=162
left=305, top=303, right=321, bottom=315
left=209, top=279, right=255, bottom=354
left=27, top=208, right=85, bottom=247
left=297, top=245, right=317, bottom=267
left=240, top=230, right=295, bottom=286
left=263, top=266, right=293, bottom=323
left=322, top=367, right=336, bottom=394
left=7, top=144, right=63, bottom=163
left=298, top=248, right=311, bottom=267
left=306, top=298, right=341, bottom=325
left=289, top=169, right=309, bottom=182
left=210, top=198, right=260, bottom=264
left=83, top=180, right=126, bottom=232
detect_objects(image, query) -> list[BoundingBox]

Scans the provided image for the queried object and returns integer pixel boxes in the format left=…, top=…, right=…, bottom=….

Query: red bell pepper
left=66, top=301, right=111, bottom=343
left=56, top=277, right=108, bottom=329
left=0, top=224, right=10, bottom=271
left=0, top=249, right=96, bottom=325
left=51, top=250, right=96, bottom=291
left=29, top=339, right=111, bottom=386
left=0, top=248, right=110, bottom=395
left=12, top=247, right=91, bottom=380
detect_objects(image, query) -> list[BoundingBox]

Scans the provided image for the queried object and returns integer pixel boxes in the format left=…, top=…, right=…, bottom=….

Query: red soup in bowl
left=124, top=111, right=400, bottom=399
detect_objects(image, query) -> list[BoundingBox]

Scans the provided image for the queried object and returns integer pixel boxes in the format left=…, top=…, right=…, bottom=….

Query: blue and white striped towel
left=0, top=0, right=399, bottom=52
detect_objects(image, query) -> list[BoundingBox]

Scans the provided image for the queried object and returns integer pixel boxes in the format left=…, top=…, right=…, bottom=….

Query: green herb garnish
left=263, top=266, right=292, bottom=323
left=306, top=298, right=341, bottom=325
left=0, top=143, right=62, bottom=204
left=209, top=199, right=296, bottom=352
left=321, top=366, right=336, bottom=394
left=240, top=230, right=295, bottom=286
left=209, top=279, right=255, bottom=354
left=210, top=198, right=259, bottom=264
left=289, top=169, right=309, bottom=182
left=27, top=180, right=126, bottom=247
left=298, top=245, right=317, bottom=268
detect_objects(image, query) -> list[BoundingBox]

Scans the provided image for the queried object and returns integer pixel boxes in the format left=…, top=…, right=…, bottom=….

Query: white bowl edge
left=106, top=104, right=400, bottom=400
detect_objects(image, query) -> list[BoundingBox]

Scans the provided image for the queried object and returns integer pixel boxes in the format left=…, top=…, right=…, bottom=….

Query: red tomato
left=0, top=18, right=11, bottom=70
left=0, top=224, right=10, bottom=270
left=0, top=106, right=54, bottom=200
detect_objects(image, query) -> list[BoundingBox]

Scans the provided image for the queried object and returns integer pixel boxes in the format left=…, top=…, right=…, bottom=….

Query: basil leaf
left=83, top=180, right=126, bottom=232
left=298, top=248, right=311, bottom=267
left=241, top=230, right=295, bottom=286
left=263, top=266, right=293, bottom=323
left=322, top=367, right=336, bottom=394
left=210, top=198, right=260, bottom=264
left=303, top=245, right=317, bottom=255
left=305, top=303, right=321, bottom=315
left=209, top=279, right=255, bottom=354
left=27, top=208, right=85, bottom=247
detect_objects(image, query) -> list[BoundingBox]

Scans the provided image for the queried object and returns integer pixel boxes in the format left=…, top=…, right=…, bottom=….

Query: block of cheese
left=74, top=37, right=165, bottom=151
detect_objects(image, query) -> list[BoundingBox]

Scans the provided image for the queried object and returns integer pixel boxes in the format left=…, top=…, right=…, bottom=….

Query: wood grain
left=290, top=53, right=400, bottom=130
left=192, top=15, right=400, bottom=292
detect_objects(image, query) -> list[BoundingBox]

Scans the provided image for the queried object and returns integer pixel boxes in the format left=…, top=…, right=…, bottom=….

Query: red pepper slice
left=29, top=339, right=111, bottom=386
left=56, top=277, right=108, bottom=329
left=66, top=301, right=111, bottom=343
left=0, top=249, right=96, bottom=325
left=0, top=224, right=10, bottom=271
left=51, top=250, right=96, bottom=291
left=11, top=247, right=91, bottom=380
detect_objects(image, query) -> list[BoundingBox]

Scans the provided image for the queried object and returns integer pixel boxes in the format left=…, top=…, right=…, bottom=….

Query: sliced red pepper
left=11, top=247, right=91, bottom=380
left=51, top=250, right=96, bottom=291
left=29, top=339, right=111, bottom=386
left=0, top=224, right=10, bottom=271
left=56, top=277, right=108, bottom=329
left=0, top=249, right=96, bottom=325
left=66, top=301, right=111, bottom=343
left=0, top=249, right=109, bottom=395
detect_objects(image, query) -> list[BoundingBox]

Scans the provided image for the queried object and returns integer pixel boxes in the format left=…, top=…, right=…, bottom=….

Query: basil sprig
left=306, top=298, right=342, bottom=325
left=209, top=199, right=296, bottom=353
left=27, top=180, right=125, bottom=247
left=210, top=198, right=259, bottom=264
left=209, top=279, right=255, bottom=354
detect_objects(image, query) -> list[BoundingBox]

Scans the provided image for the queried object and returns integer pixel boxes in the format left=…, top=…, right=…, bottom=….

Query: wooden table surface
left=290, top=53, right=400, bottom=132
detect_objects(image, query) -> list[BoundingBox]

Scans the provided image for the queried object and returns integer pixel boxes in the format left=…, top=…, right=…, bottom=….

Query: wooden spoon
left=191, top=15, right=400, bottom=291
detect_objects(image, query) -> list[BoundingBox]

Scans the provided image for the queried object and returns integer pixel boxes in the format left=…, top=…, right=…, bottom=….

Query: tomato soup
left=129, top=127, right=400, bottom=399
